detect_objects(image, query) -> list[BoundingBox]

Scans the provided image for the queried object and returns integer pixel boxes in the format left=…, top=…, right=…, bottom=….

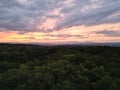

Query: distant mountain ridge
left=0, top=42, right=120, bottom=47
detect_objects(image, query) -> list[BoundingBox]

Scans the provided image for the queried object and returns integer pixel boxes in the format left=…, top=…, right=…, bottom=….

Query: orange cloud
left=0, top=23, right=120, bottom=44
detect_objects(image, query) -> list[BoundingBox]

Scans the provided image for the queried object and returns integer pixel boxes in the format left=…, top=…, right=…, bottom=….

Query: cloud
left=55, top=0, right=120, bottom=30
left=95, top=30, right=120, bottom=37
left=0, top=0, right=22, bottom=7
left=0, top=0, right=58, bottom=32
left=0, top=0, right=120, bottom=33
left=45, top=34, right=88, bottom=39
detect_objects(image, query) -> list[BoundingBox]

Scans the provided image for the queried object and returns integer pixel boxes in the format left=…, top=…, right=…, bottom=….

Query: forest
left=0, top=43, right=120, bottom=90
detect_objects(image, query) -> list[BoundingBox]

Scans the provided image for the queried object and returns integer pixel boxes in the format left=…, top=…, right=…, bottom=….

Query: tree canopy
left=0, top=44, right=120, bottom=90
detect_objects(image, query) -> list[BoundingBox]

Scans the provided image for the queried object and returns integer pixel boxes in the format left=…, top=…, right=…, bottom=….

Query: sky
left=0, top=0, right=120, bottom=44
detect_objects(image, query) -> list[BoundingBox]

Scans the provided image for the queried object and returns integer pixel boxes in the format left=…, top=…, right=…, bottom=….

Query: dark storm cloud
left=0, top=0, right=120, bottom=33
left=95, top=30, right=120, bottom=37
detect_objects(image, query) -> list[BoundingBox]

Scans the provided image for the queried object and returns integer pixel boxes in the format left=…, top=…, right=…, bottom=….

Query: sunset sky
left=0, top=0, right=120, bottom=44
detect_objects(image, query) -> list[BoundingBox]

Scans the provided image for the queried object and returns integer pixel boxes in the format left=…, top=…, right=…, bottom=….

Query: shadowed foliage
left=0, top=43, right=120, bottom=90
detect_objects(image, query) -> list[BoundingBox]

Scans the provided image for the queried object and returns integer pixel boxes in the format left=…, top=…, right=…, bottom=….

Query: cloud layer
left=0, top=0, right=120, bottom=32
left=0, top=0, right=120, bottom=43
left=95, top=30, right=120, bottom=37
